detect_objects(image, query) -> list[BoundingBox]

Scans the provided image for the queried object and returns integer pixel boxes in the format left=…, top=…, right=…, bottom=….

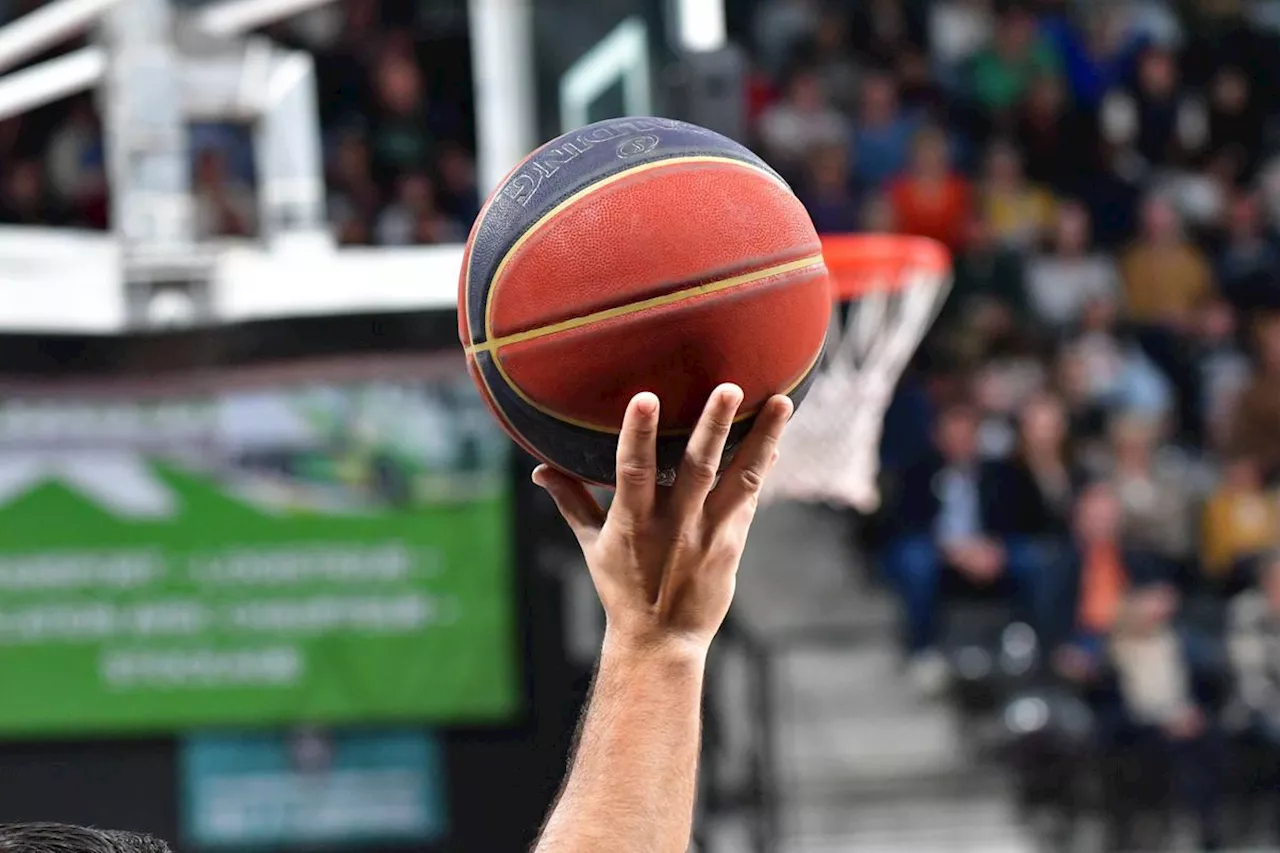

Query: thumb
left=532, top=465, right=605, bottom=540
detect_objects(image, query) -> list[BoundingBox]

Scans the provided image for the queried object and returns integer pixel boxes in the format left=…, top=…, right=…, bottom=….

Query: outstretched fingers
left=612, top=391, right=661, bottom=524
left=672, top=384, right=744, bottom=515
left=706, top=394, right=792, bottom=521
left=532, top=465, right=606, bottom=541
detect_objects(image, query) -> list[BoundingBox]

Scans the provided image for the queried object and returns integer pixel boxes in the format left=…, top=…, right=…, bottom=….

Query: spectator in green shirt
left=972, top=5, right=1063, bottom=114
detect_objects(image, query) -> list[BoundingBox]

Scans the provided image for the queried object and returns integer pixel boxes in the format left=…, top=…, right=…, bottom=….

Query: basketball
left=458, top=117, right=831, bottom=486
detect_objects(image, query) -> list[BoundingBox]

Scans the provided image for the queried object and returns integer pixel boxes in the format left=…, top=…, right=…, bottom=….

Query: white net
left=762, top=236, right=952, bottom=512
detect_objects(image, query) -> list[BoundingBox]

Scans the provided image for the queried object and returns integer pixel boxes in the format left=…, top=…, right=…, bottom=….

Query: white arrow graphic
left=0, top=450, right=178, bottom=518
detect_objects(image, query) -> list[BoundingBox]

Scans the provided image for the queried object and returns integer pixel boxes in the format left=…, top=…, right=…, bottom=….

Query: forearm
left=536, top=635, right=707, bottom=853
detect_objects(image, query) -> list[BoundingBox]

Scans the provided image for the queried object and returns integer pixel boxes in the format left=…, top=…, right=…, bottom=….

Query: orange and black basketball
left=458, top=117, right=830, bottom=486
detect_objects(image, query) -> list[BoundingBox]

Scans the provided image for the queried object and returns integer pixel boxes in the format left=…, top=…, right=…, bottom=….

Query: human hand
left=973, top=539, right=1006, bottom=579
left=949, top=539, right=1004, bottom=584
left=533, top=384, right=793, bottom=656
left=1164, top=706, right=1205, bottom=740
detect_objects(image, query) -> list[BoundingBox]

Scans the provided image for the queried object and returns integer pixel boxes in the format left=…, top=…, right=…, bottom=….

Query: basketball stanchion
left=762, top=234, right=952, bottom=513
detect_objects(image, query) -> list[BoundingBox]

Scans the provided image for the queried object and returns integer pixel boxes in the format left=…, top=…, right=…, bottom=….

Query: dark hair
left=0, top=825, right=171, bottom=853
left=779, top=62, right=820, bottom=90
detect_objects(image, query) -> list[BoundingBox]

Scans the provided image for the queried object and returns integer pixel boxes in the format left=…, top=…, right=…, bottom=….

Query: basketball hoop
left=762, top=234, right=951, bottom=513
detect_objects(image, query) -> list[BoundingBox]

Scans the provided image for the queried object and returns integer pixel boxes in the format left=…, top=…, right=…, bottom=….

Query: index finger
left=612, top=391, right=660, bottom=522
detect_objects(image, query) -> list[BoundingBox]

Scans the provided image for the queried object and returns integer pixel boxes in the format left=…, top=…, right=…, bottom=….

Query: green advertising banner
left=0, top=356, right=519, bottom=736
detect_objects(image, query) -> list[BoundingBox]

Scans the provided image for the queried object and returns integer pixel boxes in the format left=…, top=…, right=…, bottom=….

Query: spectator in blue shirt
left=883, top=402, right=1054, bottom=693
left=798, top=143, right=861, bottom=234
left=1039, top=6, right=1147, bottom=111
left=850, top=72, right=923, bottom=190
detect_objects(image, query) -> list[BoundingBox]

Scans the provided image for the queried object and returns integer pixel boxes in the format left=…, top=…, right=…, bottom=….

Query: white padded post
left=467, top=0, right=536, bottom=195
left=254, top=48, right=326, bottom=244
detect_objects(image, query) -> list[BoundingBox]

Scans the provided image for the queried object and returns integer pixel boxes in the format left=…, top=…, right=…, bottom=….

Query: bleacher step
left=720, top=503, right=1032, bottom=853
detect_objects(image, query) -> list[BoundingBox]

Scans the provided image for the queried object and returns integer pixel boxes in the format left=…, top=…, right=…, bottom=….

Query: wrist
left=601, top=628, right=710, bottom=670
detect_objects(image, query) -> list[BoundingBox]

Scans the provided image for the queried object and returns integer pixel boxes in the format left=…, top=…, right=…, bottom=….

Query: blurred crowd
left=0, top=0, right=479, bottom=244
left=742, top=0, right=1280, bottom=847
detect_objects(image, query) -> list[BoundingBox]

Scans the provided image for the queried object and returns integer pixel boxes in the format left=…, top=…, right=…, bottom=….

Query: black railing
left=698, top=614, right=779, bottom=853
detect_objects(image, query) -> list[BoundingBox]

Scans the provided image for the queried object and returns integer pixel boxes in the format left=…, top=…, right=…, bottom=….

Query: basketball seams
left=467, top=254, right=825, bottom=356
left=461, top=156, right=791, bottom=452
left=459, top=149, right=533, bottom=348
left=475, top=339, right=825, bottom=487
left=484, top=264, right=829, bottom=435
left=476, top=155, right=794, bottom=347
left=457, top=117, right=822, bottom=484
left=465, top=146, right=789, bottom=347
left=459, top=148, right=574, bottom=451
left=467, top=352, right=549, bottom=460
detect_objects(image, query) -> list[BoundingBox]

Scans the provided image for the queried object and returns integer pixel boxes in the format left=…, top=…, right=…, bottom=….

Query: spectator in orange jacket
left=886, top=125, right=971, bottom=252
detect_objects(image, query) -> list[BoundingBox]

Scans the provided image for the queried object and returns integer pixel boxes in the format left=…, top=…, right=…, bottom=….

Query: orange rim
left=819, top=234, right=951, bottom=301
